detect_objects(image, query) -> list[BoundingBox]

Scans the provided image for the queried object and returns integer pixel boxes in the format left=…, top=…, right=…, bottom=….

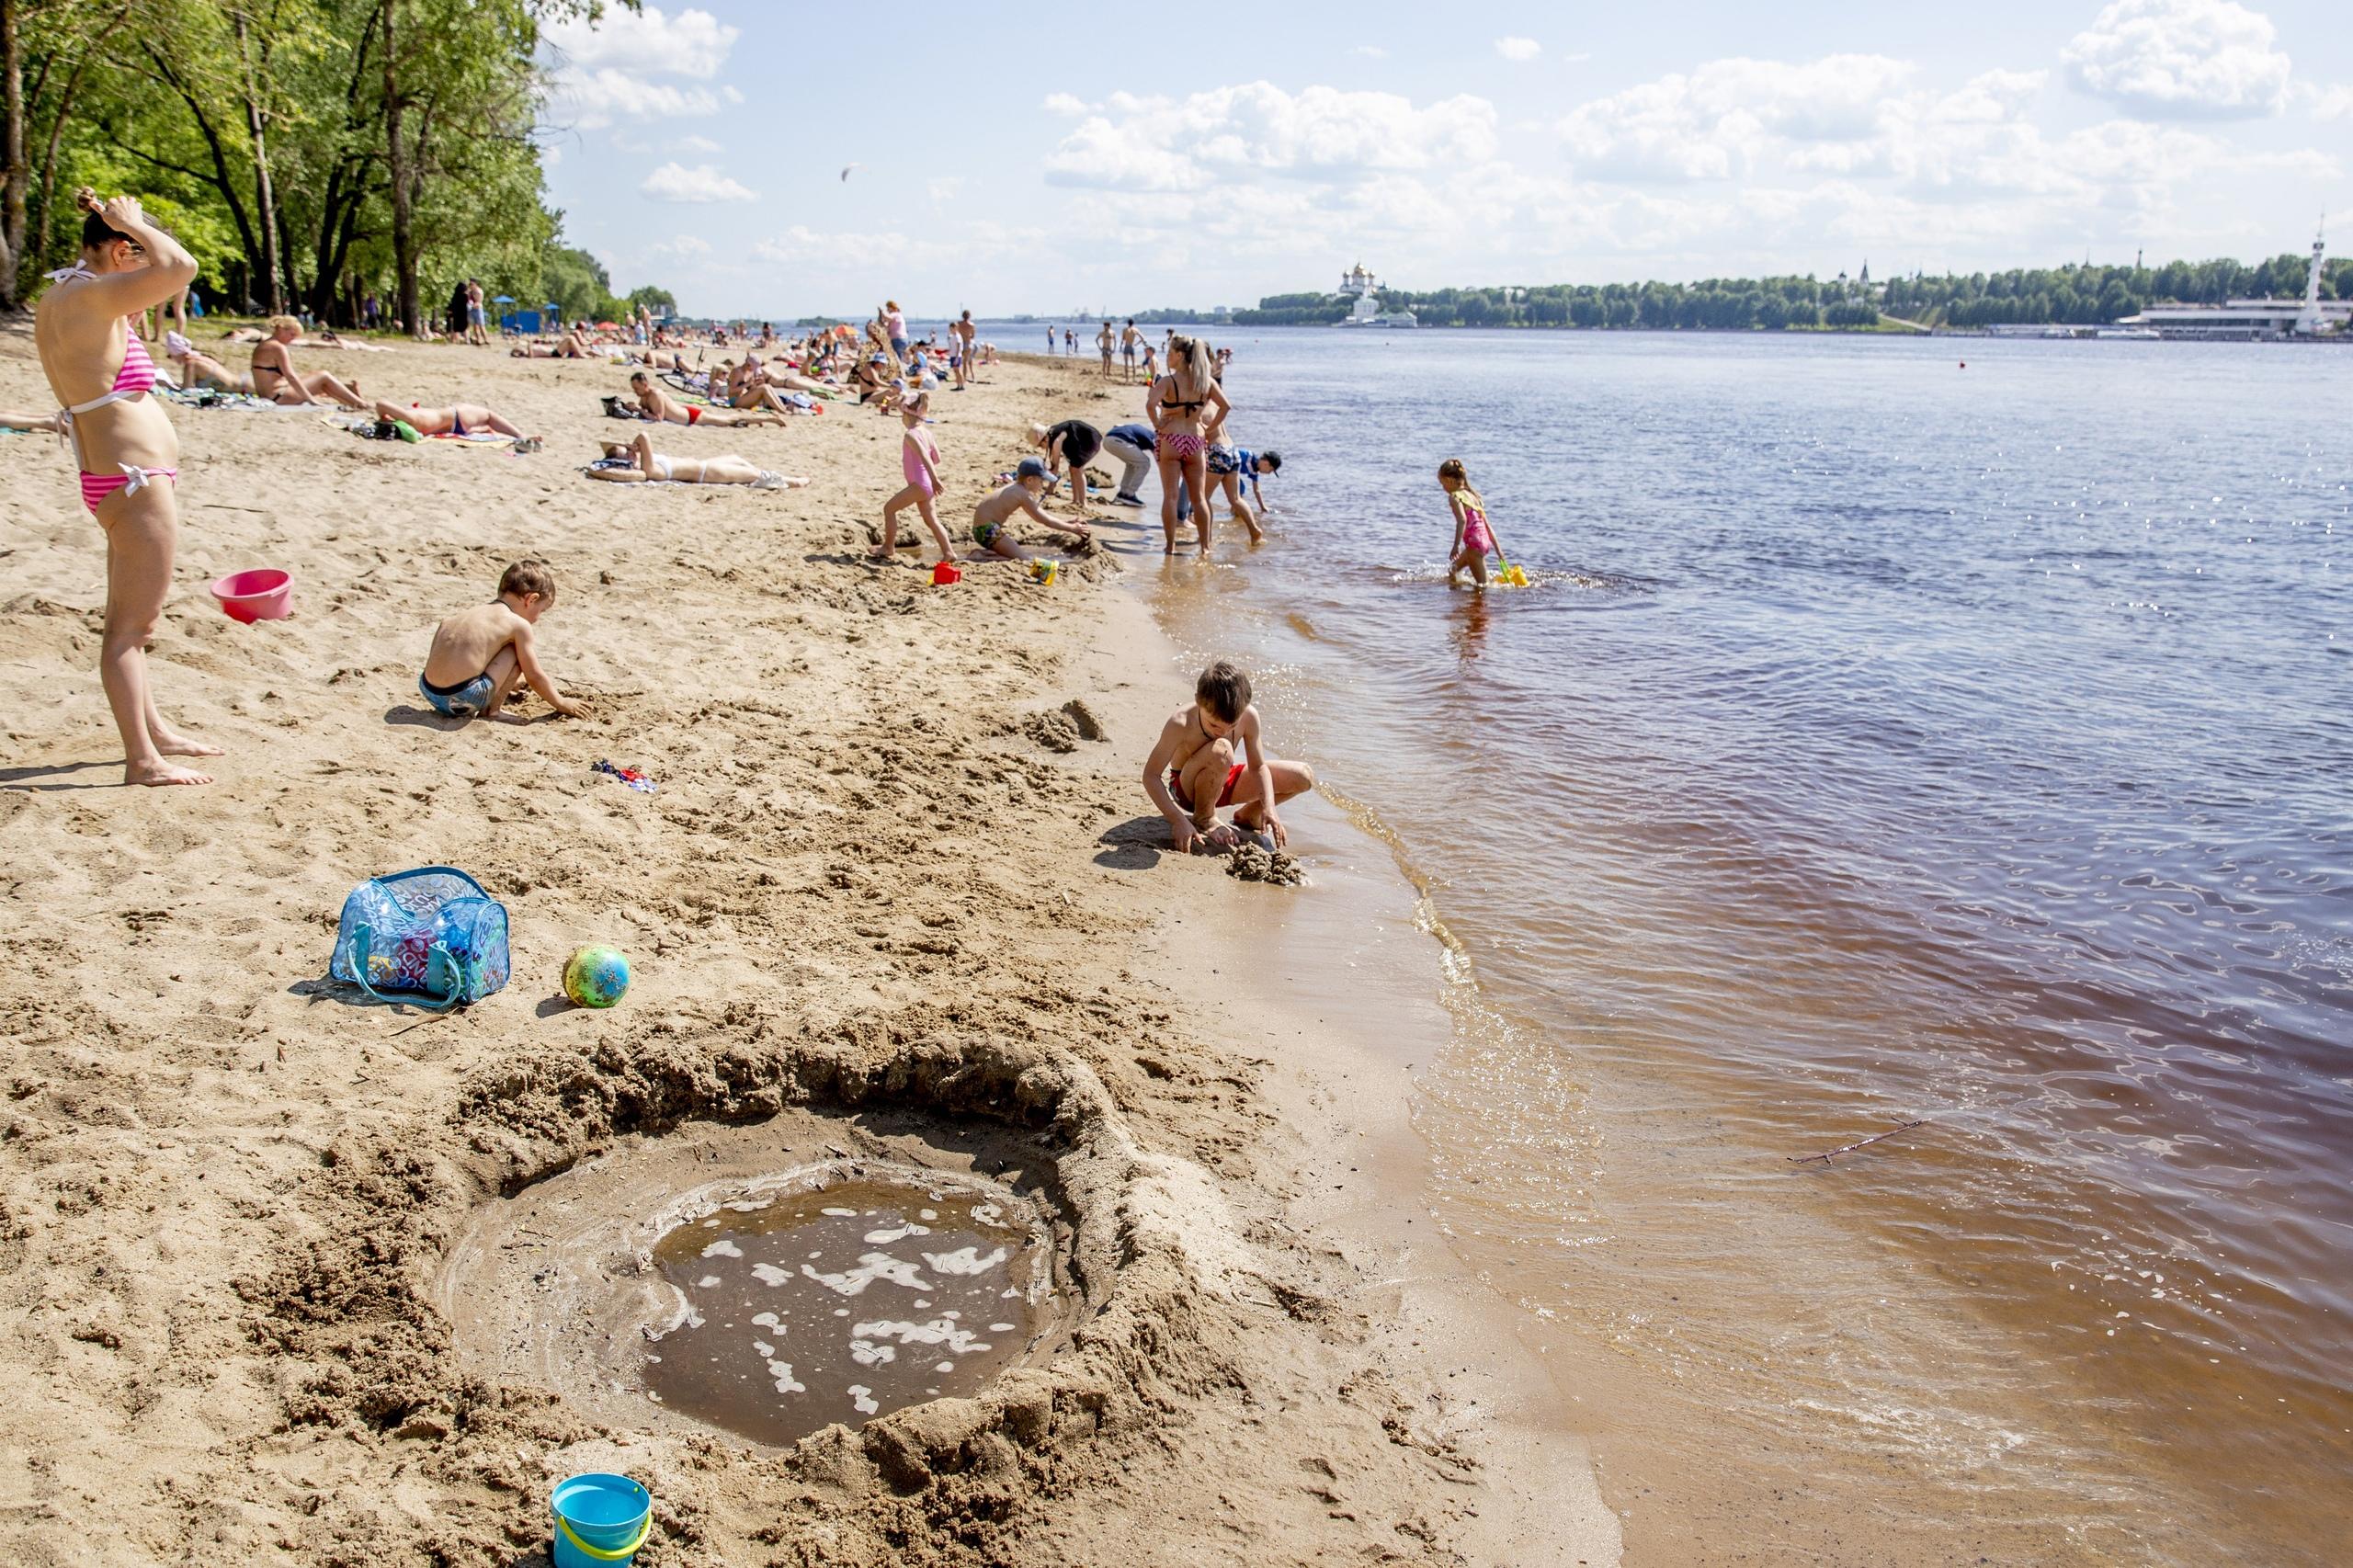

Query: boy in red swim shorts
left=1142, top=659, right=1315, bottom=853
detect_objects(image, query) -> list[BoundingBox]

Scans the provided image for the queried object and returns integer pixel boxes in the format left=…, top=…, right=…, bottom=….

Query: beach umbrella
left=493, top=295, right=516, bottom=303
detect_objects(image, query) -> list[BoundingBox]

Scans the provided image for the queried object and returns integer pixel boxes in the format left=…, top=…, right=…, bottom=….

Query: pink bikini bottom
left=81, top=464, right=177, bottom=515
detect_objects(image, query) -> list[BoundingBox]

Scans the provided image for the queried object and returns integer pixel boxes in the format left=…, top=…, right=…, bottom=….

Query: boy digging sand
left=971, top=458, right=1092, bottom=562
left=1143, top=660, right=1314, bottom=852
left=419, top=560, right=589, bottom=722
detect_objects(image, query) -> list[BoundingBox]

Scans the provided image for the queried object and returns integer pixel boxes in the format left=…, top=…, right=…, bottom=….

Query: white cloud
left=1350, top=45, right=1387, bottom=59
left=640, top=162, right=757, bottom=202
left=2299, top=82, right=2353, bottom=121
left=1044, top=82, right=1499, bottom=193
left=540, top=5, right=740, bottom=131
left=1558, top=55, right=1918, bottom=181
left=673, top=133, right=722, bottom=153
left=1495, top=37, right=1541, bottom=62
left=548, top=68, right=722, bottom=130
left=653, top=234, right=711, bottom=257
left=541, top=6, right=737, bottom=79
left=1041, top=93, right=1095, bottom=116
left=2062, top=0, right=2290, bottom=119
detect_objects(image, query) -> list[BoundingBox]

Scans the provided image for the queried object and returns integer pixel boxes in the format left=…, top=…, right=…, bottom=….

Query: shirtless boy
left=1142, top=659, right=1315, bottom=852
left=418, top=559, right=588, bottom=722
left=970, top=458, right=1091, bottom=561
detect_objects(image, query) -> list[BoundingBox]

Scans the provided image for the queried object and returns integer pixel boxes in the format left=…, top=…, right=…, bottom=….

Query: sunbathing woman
left=626, top=371, right=786, bottom=427
left=374, top=399, right=540, bottom=443
left=585, top=431, right=805, bottom=488
left=0, top=409, right=66, bottom=433
left=512, top=330, right=589, bottom=358
left=251, top=316, right=367, bottom=408
left=33, top=189, right=218, bottom=785
left=164, top=330, right=252, bottom=393
left=1146, top=335, right=1231, bottom=553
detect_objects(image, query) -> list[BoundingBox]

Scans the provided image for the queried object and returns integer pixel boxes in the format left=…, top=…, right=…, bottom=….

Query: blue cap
left=1016, top=458, right=1049, bottom=480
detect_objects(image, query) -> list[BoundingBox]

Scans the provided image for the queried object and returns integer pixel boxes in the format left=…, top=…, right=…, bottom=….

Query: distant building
left=1339, top=262, right=1381, bottom=298
left=2114, top=224, right=2347, bottom=340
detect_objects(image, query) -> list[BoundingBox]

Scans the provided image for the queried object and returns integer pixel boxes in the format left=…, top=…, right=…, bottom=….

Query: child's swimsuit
left=972, top=518, right=1005, bottom=547
left=419, top=671, right=494, bottom=717
left=904, top=433, right=938, bottom=496
left=1459, top=501, right=1495, bottom=555
left=1170, top=762, right=1246, bottom=812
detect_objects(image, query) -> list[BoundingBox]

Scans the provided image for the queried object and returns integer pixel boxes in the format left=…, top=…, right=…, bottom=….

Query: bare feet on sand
left=128, top=758, right=213, bottom=786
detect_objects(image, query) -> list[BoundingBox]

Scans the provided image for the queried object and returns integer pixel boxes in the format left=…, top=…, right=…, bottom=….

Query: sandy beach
left=0, top=325, right=1617, bottom=1565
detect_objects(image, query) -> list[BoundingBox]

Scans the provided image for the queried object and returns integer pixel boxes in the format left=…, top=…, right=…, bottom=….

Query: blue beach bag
left=330, top=867, right=510, bottom=1010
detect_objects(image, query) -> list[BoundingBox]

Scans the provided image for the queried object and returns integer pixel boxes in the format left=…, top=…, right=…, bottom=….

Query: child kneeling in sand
left=1142, top=659, right=1314, bottom=852
left=971, top=459, right=1091, bottom=562
left=418, top=559, right=589, bottom=722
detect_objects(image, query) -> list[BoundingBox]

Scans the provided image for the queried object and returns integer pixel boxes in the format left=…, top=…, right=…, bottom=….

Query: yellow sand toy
left=1495, top=552, right=1529, bottom=588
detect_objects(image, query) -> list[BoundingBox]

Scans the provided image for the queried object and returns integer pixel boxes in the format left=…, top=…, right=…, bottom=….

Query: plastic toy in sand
left=594, top=758, right=656, bottom=793
left=1029, top=559, right=1060, bottom=585
left=563, top=945, right=631, bottom=1008
left=932, top=561, right=962, bottom=585
left=210, top=567, right=292, bottom=623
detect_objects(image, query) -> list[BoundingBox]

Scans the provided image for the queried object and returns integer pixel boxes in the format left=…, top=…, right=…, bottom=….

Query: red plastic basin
left=210, top=568, right=292, bottom=624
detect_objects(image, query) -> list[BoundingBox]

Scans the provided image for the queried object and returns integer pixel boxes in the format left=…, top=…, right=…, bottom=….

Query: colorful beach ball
left=563, top=945, right=631, bottom=1009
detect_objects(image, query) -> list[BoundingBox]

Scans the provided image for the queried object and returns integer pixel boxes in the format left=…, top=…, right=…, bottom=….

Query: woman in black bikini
left=1145, top=335, right=1229, bottom=554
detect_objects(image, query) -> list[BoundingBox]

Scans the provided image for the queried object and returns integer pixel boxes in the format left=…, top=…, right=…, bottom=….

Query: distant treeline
left=1134, top=253, right=2350, bottom=332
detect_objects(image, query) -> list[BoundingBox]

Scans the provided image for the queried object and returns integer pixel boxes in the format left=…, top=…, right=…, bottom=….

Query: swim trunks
left=1170, top=763, right=1245, bottom=812
left=419, top=670, right=495, bottom=718
left=972, top=518, right=1004, bottom=547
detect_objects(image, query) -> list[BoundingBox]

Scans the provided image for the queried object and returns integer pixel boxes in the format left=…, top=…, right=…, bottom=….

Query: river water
left=1108, top=327, right=2352, bottom=1562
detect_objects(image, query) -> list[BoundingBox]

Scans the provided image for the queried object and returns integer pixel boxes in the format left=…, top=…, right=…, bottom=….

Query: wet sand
left=0, top=324, right=1617, bottom=1564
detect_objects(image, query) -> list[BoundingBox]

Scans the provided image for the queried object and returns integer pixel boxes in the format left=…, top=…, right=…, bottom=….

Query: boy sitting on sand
left=971, top=459, right=1092, bottom=562
left=1142, top=659, right=1314, bottom=852
left=418, top=559, right=589, bottom=722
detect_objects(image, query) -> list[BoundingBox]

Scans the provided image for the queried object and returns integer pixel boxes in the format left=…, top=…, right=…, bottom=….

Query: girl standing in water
left=1438, top=458, right=1505, bottom=589
left=35, top=190, right=217, bottom=785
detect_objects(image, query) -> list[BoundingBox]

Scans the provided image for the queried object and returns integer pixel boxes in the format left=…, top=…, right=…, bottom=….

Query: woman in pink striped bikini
left=33, top=189, right=218, bottom=786
left=1146, top=335, right=1230, bottom=555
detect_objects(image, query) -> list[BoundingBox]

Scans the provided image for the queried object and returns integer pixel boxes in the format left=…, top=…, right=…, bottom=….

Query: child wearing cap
left=970, top=459, right=1091, bottom=561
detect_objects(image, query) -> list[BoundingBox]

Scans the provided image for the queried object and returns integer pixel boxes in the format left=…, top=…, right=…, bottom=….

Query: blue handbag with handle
left=329, top=867, right=510, bottom=1010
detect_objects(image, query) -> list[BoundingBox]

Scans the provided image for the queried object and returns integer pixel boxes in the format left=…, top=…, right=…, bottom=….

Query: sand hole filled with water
left=643, top=1176, right=1046, bottom=1444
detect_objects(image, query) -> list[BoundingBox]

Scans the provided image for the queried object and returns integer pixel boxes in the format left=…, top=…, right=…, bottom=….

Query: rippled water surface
left=1118, top=328, right=2352, bottom=1561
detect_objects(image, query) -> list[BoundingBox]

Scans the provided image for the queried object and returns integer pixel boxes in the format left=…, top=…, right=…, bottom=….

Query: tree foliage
left=1141, top=252, right=2350, bottom=333
left=0, top=0, right=652, bottom=325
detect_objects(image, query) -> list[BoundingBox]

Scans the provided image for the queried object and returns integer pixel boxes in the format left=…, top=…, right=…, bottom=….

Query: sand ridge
left=0, top=324, right=1568, bottom=1564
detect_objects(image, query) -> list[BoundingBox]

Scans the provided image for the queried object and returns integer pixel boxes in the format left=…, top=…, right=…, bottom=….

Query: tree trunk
left=381, top=0, right=417, bottom=335
left=1, top=0, right=26, bottom=310
left=233, top=12, right=284, bottom=312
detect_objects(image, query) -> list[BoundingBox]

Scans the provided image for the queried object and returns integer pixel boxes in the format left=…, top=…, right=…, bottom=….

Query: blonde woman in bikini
left=33, top=189, right=219, bottom=785
left=1145, top=335, right=1229, bottom=553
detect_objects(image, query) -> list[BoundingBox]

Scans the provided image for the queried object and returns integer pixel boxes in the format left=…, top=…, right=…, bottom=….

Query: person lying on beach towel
left=625, top=371, right=786, bottom=427
left=163, top=331, right=252, bottom=393
left=0, top=408, right=64, bottom=433
left=585, top=431, right=805, bottom=488
left=512, top=330, right=589, bottom=358
left=376, top=399, right=540, bottom=444
left=250, top=316, right=367, bottom=409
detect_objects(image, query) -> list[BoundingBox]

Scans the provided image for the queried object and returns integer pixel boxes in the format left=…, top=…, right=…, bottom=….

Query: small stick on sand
left=1788, top=1119, right=1928, bottom=1166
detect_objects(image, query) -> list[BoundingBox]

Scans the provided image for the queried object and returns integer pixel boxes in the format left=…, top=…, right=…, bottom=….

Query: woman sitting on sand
left=585, top=431, right=806, bottom=488
left=251, top=316, right=368, bottom=408
left=625, top=371, right=788, bottom=427
left=375, top=399, right=540, bottom=443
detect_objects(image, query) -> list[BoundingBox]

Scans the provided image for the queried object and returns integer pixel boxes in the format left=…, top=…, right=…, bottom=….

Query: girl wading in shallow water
left=1147, top=335, right=1229, bottom=553
left=34, top=189, right=218, bottom=786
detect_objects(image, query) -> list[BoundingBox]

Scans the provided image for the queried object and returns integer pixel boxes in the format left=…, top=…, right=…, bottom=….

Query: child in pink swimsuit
left=875, top=391, right=954, bottom=563
left=1438, top=457, right=1504, bottom=589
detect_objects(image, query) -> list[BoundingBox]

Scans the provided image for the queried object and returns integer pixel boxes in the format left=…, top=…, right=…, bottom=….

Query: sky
left=536, top=0, right=2351, bottom=319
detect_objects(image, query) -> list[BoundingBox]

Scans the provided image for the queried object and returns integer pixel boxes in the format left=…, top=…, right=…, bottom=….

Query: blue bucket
left=551, top=1472, right=652, bottom=1568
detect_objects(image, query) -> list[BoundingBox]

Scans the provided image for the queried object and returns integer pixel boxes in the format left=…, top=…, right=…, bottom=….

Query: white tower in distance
left=2296, top=218, right=2327, bottom=335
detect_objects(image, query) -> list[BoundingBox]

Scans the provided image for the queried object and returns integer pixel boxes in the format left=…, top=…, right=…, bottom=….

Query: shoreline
left=0, top=328, right=1615, bottom=1563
